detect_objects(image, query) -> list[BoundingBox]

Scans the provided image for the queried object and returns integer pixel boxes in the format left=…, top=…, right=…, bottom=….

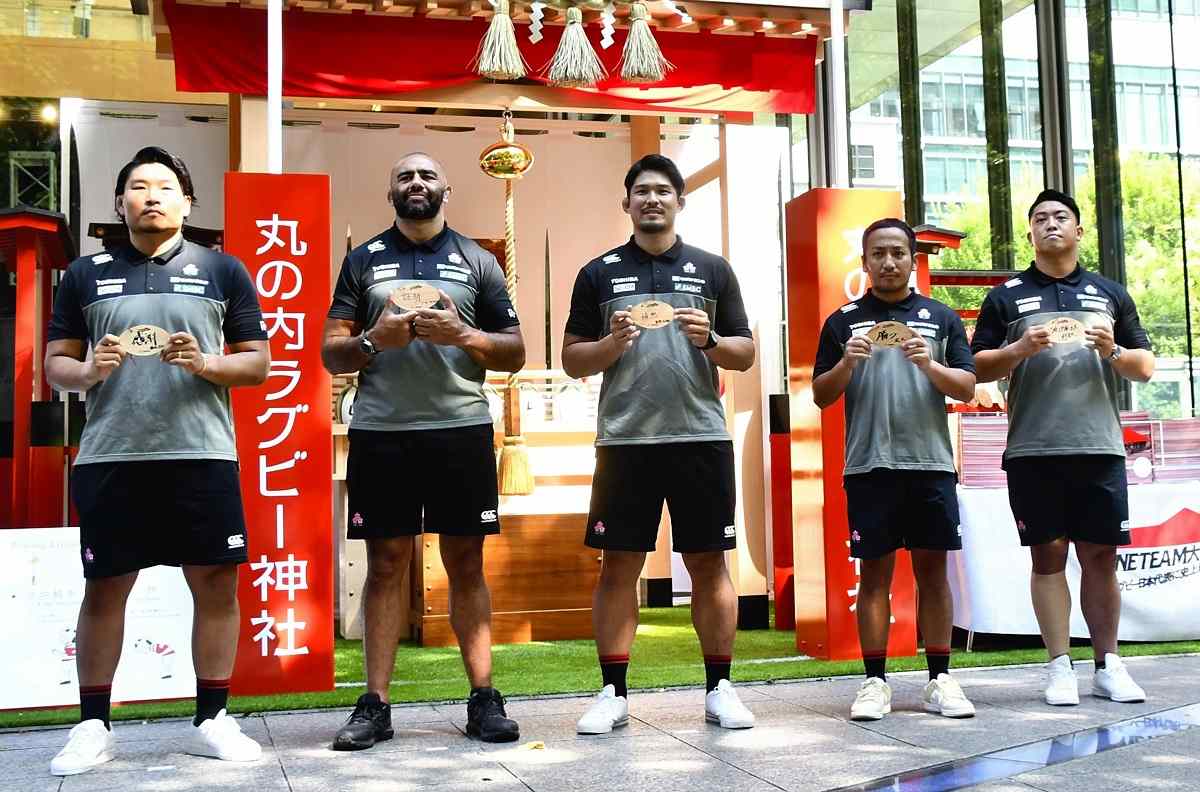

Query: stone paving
left=3, top=654, right=1199, bottom=792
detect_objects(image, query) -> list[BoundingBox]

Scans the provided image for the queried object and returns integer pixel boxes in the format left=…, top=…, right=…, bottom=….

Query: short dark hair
left=862, top=218, right=916, bottom=256
left=624, top=154, right=685, bottom=197
left=1028, top=189, right=1080, bottom=223
left=114, top=146, right=196, bottom=202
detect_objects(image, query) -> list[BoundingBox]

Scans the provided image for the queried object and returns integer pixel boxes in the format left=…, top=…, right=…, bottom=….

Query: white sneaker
left=576, top=685, right=629, bottom=734
left=50, top=719, right=115, bottom=776
left=850, top=677, right=892, bottom=721
left=704, top=680, right=755, bottom=729
left=922, top=674, right=976, bottom=718
left=1044, top=654, right=1080, bottom=706
left=186, top=710, right=263, bottom=762
left=1093, top=654, right=1146, bottom=703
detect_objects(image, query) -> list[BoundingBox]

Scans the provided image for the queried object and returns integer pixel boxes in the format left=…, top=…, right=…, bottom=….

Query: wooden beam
left=630, top=114, right=661, bottom=159
left=683, top=159, right=720, bottom=195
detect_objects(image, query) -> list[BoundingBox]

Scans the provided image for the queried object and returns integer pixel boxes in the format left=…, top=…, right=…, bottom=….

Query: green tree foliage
left=931, top=153, right=1200, bottom=358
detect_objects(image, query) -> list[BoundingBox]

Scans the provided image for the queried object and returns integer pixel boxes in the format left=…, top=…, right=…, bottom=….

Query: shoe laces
left=204, top=710, right=244, bottom=738
left=347, top=697, right=385, bottom=724
left=61, top=721, right=107, bottom=755
left=935, top=676, right=967, bottom=701
left=857, top=678, right=888, bottom=702
left=471, top=690, right=508, bottom=720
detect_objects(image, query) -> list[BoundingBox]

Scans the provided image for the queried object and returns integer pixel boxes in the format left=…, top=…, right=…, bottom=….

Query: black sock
left=194, top=678, right=230, bottom=726
left=926, top=646, right=951, bottom=680
left=599, top=654, right=629, bottom=698
left=704, top=655, right=732, bottom=693
left=79, top=684, right=112, bottom=729
left=863, top=652, right=887, bottom=681
left=1095, top=658, right=1106, bottom=670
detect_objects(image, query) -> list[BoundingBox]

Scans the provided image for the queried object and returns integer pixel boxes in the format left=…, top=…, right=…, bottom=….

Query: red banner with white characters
left=225, top=173, right=333, bottom=695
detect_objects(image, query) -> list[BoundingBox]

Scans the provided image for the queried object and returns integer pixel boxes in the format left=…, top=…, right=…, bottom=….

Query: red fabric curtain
left=162, top=2, right=816, bottom=113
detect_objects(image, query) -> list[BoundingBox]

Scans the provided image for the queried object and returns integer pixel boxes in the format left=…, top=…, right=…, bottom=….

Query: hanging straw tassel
left=620, top=1, right=673, bottom=83
left=474, top=0, right=527, bottom=80
left=545, top=5, right=607, bottom=87
left=497, top=177, right=535, bottom=495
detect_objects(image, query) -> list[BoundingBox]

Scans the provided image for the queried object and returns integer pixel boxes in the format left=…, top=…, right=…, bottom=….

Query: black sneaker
left=332, top=693, right=394, bottom=751
left=466, top=687, right=520, bottom=743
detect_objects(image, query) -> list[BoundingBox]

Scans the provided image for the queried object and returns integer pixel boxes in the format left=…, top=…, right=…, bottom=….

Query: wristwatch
left=359, top=334, right=380, bottom=357
left=1108, top=344, right=1123, bottom=361
left=702, top=331, right=719, bottom=351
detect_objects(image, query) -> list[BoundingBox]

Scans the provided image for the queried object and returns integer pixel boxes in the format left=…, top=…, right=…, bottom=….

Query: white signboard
left=0, top=527, right=195, bottom=710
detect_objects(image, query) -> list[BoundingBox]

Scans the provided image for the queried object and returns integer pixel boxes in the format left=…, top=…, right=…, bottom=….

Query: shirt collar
left=1027, top=261, right=1084, bottom=286
left=390, top=223, right=452, bottom=254
left=123, top=234, right=186, bottom=266
left=627, top=235, right=684, bottom=265
left=862, top=288, right=917, bottom=311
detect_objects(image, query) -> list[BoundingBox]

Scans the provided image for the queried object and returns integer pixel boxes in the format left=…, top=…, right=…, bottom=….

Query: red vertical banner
left=225, top=173, right=334, bottom=695
left=785, top=188, right=921, bottom=661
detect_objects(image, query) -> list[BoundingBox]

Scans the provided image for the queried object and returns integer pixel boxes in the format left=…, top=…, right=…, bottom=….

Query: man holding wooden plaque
left=321, top=152, right=525, bottom=748
left=972, top=189, right=1156, bottom=707
left=563, top=154, right=757, bottom=734
left=44, top=147, right=271, bottom=774
left=813, top=218, right=977, bottom=722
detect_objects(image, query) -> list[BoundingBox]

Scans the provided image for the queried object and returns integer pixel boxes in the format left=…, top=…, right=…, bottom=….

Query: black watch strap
left=359, top=334, right=379, bottom=357
left=702, top=331, right=719, bottom=351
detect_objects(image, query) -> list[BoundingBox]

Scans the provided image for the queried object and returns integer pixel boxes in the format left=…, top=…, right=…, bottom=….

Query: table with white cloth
left=949, top=480, right=1200, bottom=641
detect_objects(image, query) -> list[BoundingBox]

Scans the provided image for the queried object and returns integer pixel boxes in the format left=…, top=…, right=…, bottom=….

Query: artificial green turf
left=4, top=606, right=1197, bottom=729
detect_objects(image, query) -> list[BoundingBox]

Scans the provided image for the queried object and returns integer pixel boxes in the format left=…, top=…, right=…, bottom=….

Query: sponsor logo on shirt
left=352, top=512, right=364, bottom=527
left=1120, top=520, right=1130, bottom=532
left=96, top=277, right=126, bottom=296
left=507, top=308, right=517, bottom=318
left=723, top=525, right=736, bottom=538
left=367, top=240, right=386, bottom=253
left=956, top=524, right=963, bottom=537
left=1004, top=278, right=1023, bottom=288
left=918, top=308, right=931, bottom=320
left=481, top=509, right=498, bottom=523
left=448, top=252, right=464, bottom=265
left=182, top=263, right=200, bottom=277
left=603, top=253, right=622, bottom=264
left=676, top=283, right=702, bottom=294
left=593, top=520, right=606, bottom=535
left=683, top=262, right=696, bottom=274
left=372, top=263, right=399, bottom=281
left=850, top=530, right=861, bottom=543
left=170, top=276, right=210, bottom=295
left=839, top=303, right=859, bottom=313
left=92, top=253, right=113, bottom=265
left=1016, top=296, right=1042, bottom=314
left=613, top=282, right=636, bottom=294
left=83, top=547, right=95, bottom=563
left=227, top=534, right=246, bottom=549
left=440, top=270, right=469, bottom=283
left=1085, top=284, right=1098, bottom=295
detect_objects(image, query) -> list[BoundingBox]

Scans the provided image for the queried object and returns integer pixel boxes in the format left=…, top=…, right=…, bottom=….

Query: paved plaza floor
left=4, top=654, right=1199, bottom=792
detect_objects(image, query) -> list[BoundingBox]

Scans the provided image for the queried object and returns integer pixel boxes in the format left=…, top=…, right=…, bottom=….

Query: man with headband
left=813, top=218, right=977, bottom=722
left=563, top=154, right=757, bottom=734
left=972, top=189, right=1155, bottom=706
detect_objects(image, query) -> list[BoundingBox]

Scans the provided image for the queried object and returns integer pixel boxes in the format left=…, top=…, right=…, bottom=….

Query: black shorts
left=72, top=460, right=249, bottom=579
left=585, top=441, right=736, bottom=554
left=844, top=470, right=961, bottom=560
left=346, top=424, right=500, bottom=539
left=1005, top=454, right=1130, bottom=547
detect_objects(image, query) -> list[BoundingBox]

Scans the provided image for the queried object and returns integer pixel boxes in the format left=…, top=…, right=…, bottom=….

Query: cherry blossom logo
left=1017, top=520, right=1026, bottom=532
left=850, top=530, right=861, bottom=543
left=83, top=547, right=95, bottom=563
left=352, top=513, right=364, bottom=527
left=593, top=521, right=606, bottom=535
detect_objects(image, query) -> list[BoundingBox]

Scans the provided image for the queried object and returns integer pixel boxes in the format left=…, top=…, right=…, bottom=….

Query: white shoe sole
left=705, top=712, right=755, bottom=729
left=1092, top=688, right=1146, bottom=703
left=850, top=704, right=891, bottom=722
left=576, top=715, right=628, bottom=735
left=50, top=750, right=114, bottom=777
left=185, top=742, right=262, bottom=762
left=923, top=702, right=975, bottom=718
left=1045, top=692, right=1080, bottom=706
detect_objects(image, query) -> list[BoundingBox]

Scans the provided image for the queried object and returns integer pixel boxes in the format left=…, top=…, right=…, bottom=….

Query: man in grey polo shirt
left=813, top=218, right=977, bottom=722
left=45, top=146, right=269, bottom=775
left=322, top=152, right=525, bottom=748
left=972, top=189, right=1156, bottom=707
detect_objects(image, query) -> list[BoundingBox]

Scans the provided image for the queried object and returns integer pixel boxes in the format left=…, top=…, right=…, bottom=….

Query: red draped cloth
left=162, top=2, right=816, bottom=113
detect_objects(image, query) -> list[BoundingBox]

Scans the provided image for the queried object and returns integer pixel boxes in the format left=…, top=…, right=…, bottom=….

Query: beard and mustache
left=392, top=186, right=445, bottom=221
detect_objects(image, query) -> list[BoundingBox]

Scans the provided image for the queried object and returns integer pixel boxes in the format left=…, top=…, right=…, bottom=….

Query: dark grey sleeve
left=714, top=263, right=752, bottom=339
left=970, top=291, right=1007, bottom=353
left=813, top=315, right=844, bottom=379
left=328, top=254, right=363, bottom=323
left=47, top=264, right=88, bottom=343
left=222, top=257, right=269, bottom=343
left=944, top=311, right=976, bottom=373
left=564, top=266, right=603, bottom=340
left=474, top=253, right=520, bottom=332
left=1113, top=287, right=1153, bottom=351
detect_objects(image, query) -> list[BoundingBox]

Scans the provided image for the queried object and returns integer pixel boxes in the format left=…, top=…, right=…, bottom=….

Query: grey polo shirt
left=564, top=236, right=753, bottom=446
left=814, top=290, right=974, bottom=476
left=46, top=238, right=268, bottom=465
left=327, top=224, right=519, bottom=432
left=971, top=263, right=1152, bottom=464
